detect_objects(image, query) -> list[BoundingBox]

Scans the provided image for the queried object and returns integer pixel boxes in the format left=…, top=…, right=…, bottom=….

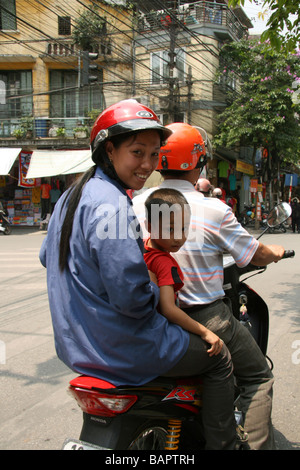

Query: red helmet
left=90, top=99, right=172, bottom=156
left=157, top=122, right=207, bottom=171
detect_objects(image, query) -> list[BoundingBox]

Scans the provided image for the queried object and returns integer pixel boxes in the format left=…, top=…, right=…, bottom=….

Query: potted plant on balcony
left=21, top=117, right=34, bottom=138
left=11, top=128, right=24, bottom=139
left=11, top=117, right=34, bottom=139
left=49, top=126, right=66, bottom=138
left=73, top=125, right=89, bottom=138
left=56, top=127, right=66, bottom=138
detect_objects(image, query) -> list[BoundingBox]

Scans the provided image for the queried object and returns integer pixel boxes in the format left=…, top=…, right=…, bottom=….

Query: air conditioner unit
left=132, top=95, right=150, bottom=106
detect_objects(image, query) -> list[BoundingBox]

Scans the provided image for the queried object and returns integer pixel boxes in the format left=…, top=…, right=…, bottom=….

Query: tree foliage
left=72, top=5, right=107, bottom=52
left=228, top=0, right=300, bottom=52
left=214, top=39, right=300, bottom=176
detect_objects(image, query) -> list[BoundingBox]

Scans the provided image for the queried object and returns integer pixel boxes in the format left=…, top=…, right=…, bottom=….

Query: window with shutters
left=0, top=0, right=17, bottom=31
left=58, top=16, right=71, bottom=36
left=151, top=49, right=185, bottom=84
left=0, top=71, right=33, bottom=119
left=49, top=70, right=103, bottom=118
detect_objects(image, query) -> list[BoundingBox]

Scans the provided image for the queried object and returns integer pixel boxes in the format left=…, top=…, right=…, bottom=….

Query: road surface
left=0, top=227, right=299, bottom=450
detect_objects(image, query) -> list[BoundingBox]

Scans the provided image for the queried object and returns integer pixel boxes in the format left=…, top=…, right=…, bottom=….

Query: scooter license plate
left=63, top=438, right=111, bottom=450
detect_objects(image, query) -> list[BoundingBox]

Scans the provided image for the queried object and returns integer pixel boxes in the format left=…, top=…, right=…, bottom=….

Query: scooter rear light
left=68, top=386, right=138, bottom=417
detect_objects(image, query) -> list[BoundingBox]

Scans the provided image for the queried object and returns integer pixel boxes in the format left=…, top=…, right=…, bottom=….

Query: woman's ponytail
left=59, top=166, right=96, bottom=271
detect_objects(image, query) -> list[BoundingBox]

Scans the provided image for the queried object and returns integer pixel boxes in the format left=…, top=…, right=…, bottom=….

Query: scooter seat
left=69, top=375, right=116, bottom=390
left=69, top=374, right=202, bottom=392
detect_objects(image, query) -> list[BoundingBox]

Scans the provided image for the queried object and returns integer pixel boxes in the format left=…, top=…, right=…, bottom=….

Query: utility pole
left=167, top=18, right=180, bottom=123
left=186, top=66, right=193, bottom=124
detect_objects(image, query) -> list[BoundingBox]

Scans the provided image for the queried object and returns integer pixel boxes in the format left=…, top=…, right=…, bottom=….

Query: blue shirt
left=39, top=167, right=189, bottom=386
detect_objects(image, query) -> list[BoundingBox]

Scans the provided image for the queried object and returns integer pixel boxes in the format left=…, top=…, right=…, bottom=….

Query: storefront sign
left=236, top=160, right=254, bottom=175
left=256, top=201, right=262, bottom=220
left=250, top=179, right=258, bottom=192
left=19, top=151, right=35, bottom=187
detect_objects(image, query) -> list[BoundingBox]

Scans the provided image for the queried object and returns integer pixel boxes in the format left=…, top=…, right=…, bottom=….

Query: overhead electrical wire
left=8, top=2, right=216, bottom=108
left=0, top=0, right=241, bottom=126
left=76, top=0, right=221, bottom=116
left=2, top=0, right=220, bottom=98
left=6, top=0, right=235, bottom=87
left=78, top=0, right=210, bottom=85
left=14, top=0, right=174, bottom=95
left=83, top=0, right=232, bottom=120
left=86, top=0, right=220, bottom=84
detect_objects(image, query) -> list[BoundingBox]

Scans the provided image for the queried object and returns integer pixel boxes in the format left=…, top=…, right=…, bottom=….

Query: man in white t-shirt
left=133, top=122, right=285, bottom=450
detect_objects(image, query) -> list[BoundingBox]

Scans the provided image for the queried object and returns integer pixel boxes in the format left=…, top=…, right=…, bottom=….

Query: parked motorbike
left=266, top=223, right=287, bottom=234
left=0, top=209, right=11, bottom=235
left=238, top=203, right=255, bottom=227
left=63, top=202, right=294, bottom=451
left=259, top=202, right=291, bottom=236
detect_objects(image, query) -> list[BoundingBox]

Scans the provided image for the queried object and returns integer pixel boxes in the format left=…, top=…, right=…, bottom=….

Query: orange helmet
left=90, top=100, right=172, bottom=161
left=157, top=122, right=207, bottom=171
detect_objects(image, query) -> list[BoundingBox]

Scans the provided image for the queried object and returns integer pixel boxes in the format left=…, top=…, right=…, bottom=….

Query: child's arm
left=159, top=285, right=223, bottom=356
left=148, top=269, right=158, bottom=285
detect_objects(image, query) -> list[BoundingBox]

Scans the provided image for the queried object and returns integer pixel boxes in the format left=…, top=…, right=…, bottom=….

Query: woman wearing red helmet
left=39, top=102, right=236, bottom=449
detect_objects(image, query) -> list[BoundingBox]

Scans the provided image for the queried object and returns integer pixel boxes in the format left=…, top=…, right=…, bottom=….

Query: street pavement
left=0, top=225, right=299, bottom=450
left=0, top=227, right=82, bottom=450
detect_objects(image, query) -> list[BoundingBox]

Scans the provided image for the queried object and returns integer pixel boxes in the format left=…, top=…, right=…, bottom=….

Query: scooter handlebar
left=283, top=250, right=295, bottom=259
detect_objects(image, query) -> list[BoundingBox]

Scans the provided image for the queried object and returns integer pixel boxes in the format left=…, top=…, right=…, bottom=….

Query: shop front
left=0, top=148, right=93, bottom=226
left=206, top=154, right=250, bottom=217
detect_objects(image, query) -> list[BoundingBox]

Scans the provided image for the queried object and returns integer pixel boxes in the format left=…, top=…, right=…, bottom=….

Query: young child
left=144, top=188, right=223, bottom=357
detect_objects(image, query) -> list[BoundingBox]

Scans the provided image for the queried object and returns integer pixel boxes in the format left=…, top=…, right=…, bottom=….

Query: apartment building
left=134, top=1, right=252, bottom=183
left=0, top=0, right=133, bottom=138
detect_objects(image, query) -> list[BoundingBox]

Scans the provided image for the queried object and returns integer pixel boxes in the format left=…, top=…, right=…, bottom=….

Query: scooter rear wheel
left=127, top=423, right=168, bottom=450
left=4, top=226, right=11, bottom=235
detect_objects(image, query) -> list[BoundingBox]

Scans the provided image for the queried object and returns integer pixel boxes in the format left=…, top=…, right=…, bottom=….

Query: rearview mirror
left=267, top=202, right=291, bottom=228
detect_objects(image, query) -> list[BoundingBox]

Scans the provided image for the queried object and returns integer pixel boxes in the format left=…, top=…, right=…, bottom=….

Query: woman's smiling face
left=105, top=130, right=161, bottom=190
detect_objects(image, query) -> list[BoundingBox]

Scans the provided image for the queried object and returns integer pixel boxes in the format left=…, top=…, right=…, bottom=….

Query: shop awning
left=0, top=148, right=22, bottom=175
left=26, top=149, right=93, bottom=178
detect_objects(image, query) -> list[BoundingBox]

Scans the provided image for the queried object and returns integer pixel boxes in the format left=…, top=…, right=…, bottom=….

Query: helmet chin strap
left=102, top=152, right=131, bottom=190
left=196, top=154, right=207, bottom=171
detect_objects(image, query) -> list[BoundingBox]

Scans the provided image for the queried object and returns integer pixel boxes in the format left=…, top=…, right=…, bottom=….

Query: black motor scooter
left=63, top=203, right=294, bottom=451
left=0, top=209, right=11, bottom=235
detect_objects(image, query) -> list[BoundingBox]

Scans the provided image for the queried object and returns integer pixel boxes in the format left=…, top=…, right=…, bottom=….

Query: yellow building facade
left=0, top=0, right=134, bottom=137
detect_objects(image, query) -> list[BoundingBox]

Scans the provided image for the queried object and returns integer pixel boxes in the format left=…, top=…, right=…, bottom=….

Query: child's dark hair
left=145, top=188, right=190, bottom=225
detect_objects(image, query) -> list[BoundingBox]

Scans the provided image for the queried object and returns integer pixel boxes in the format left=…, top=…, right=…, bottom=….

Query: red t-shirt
left=143, top=239, right=184, bottom=294
left=41, top=183, right=52, bottom=199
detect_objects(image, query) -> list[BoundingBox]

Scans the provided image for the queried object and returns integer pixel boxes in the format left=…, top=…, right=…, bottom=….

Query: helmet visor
left=93, top=119, right=172, bottom=150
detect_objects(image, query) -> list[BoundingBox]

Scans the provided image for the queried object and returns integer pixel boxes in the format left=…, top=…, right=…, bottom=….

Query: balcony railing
left=0, top=117, right=91, bottom=139
left=47, top=41, right=76, bottom=57
left=138, top=1, right=248, bottom=41
left=45, top=39, right=112, bottom=59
